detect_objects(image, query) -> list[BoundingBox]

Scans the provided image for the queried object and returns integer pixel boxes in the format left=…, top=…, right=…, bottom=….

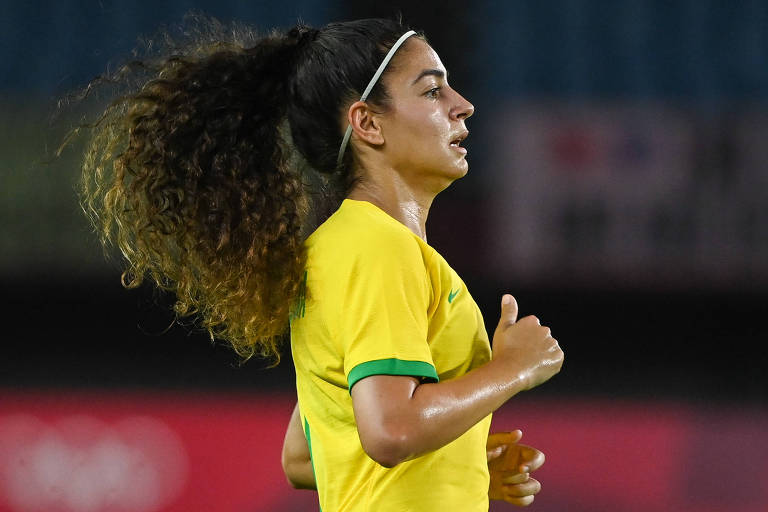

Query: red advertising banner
left=0, top=391, right=765, bottom=512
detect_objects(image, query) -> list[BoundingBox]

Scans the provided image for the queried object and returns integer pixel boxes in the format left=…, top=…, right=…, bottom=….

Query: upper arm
left=337, top=230, right=436, bottom=384
left=336, top=229, right=437, bottom=466
left=350, top=374, right=421, bottom=467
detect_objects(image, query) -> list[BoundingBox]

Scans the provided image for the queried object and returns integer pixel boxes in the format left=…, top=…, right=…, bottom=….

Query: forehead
left=390, top=37, right=446, bottom=83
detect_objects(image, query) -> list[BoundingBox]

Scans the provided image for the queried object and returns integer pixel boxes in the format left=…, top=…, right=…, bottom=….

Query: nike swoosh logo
left=448, top=288, right=460, bottom=303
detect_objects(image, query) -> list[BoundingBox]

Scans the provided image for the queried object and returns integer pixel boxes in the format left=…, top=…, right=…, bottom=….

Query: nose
left=451, top=90, right=475, bottom=121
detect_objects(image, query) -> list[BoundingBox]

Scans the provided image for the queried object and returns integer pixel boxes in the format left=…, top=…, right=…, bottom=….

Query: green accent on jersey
left=448, top=288, right=460, bottom=303
left=289, top=270, right=308, bottom=322
left=304, top=417, right=321, bottom=512
left=290, top=199, right=493, bottom=511
left=304, top=418, right=316, bottom=478
left=347, top=358, right=439, bottom=392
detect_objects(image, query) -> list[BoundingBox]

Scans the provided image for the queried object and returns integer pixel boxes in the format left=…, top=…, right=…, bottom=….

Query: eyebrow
left=411, top=68, right=447, bottom=85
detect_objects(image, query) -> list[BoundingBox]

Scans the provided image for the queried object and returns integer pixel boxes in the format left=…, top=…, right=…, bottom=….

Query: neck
left=347, top=173, right=435, bottom=242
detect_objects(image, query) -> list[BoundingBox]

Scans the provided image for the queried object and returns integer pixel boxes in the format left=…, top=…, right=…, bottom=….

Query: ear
left=347, top=100, right=385, bottom=147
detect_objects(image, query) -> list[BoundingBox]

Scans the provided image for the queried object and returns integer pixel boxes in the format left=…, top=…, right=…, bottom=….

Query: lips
left=449, top=130, right=469, bottom=148
left=450, top=130, right=469, bottom=154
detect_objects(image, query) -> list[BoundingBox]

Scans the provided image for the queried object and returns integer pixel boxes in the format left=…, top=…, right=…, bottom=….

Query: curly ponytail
left=72, top=14, right=420, bottom=363
left=80, top=25, right=311, bottom=361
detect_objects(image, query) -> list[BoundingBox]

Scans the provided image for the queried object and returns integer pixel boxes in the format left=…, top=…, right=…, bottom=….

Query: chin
left=449, top=157, right=470, bottom=179
left=431, top=162, right=468, bottom=194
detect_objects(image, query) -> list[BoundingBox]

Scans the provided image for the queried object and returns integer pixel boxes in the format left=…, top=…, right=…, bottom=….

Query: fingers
left=487, top=430, right=523, bottom=448
left=501, top=472, right=529, bottom=485
left=517, top=315, right=540, bottom=326
left=504, top=495, right=535, bottom=507
left=486, top=430, right=524, bottom=463
left=486, top=445, right=505, bottom=462
left=500, top=294, right=518, bottom=325
left=487, top=429, right=545, bottom=507
left=504, top=476, right=541, bottom=497
left=517, top=444, right=545, bottom=473
left=503, top=477, right=541, bottom=506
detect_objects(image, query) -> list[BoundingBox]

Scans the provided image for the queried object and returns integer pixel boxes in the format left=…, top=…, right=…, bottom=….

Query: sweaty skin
left=283, top=36, right=564, bottom=505
left=345, top=37, right=473, bottom=241
left=350, top=295, right=562, bottom=468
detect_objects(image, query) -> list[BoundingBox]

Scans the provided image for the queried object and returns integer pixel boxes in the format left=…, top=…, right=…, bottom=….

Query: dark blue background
left=2, top=0, right=765, bottom=402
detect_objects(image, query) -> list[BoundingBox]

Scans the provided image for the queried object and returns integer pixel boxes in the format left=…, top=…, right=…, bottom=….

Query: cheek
left=393, top=108, right=446, bottom=146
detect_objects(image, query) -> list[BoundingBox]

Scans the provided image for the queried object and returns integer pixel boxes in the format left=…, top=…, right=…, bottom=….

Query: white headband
left=336, top=30, right=417, bottom=167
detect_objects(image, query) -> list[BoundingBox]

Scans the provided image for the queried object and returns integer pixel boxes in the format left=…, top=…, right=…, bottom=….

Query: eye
left=425, top=86, right=441, bottom=99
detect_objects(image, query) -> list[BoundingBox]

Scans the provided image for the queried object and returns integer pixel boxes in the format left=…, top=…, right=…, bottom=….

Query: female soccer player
left=75, top=15, right=563, bottom=511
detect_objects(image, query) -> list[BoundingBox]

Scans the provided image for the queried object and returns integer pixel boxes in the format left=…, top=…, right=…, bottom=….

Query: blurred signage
left=0, top=415, right=186, bottom=511
left=487, top=102, right=768, bottom=289
left=1, top=391, right=766, bottom=512
left=0, top=392, right=306, bottom=512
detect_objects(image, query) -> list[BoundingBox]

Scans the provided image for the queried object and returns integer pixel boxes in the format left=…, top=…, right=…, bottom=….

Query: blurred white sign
left=0, top=415, right=188, bottom=512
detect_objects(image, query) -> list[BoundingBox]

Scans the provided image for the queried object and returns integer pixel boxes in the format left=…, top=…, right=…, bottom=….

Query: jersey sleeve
left=333, top=228, right=438, bottom=391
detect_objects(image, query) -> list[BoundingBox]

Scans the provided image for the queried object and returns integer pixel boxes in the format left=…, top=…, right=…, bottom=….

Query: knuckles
left=518, top=315, right=540, bottom=326
left=500, top=319, right=517, bottom=330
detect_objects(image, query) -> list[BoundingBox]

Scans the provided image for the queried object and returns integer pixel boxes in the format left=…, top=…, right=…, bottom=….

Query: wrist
left=487, top=356, right=531, bottom=398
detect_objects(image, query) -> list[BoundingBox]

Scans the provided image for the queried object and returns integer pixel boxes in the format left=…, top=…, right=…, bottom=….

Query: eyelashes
left=425, top=86, right=442, bottom=99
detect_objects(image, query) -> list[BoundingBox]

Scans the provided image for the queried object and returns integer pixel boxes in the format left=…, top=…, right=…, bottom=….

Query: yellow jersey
left=290, top=198, right=493, bottom=511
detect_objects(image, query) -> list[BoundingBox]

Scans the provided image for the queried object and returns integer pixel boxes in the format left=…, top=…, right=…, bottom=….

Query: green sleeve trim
left=347, top=358, right=439, bottom=393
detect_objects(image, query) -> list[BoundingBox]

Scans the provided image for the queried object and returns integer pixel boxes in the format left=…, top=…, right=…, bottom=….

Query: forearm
left=354, top=296, right=564, bottom=468
left=406, top=358, right=528, bottom=455
left=282, top=402, right=317, bottom=490
left=353, top=358, right=528, bottom=467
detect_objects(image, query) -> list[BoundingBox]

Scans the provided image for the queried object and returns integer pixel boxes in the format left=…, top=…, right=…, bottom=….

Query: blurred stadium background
left=1, top=1, right=767, bottom=511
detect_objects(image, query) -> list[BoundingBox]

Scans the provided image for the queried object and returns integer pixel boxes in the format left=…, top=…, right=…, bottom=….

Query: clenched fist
left=492, top=295, right=564, bottom=391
